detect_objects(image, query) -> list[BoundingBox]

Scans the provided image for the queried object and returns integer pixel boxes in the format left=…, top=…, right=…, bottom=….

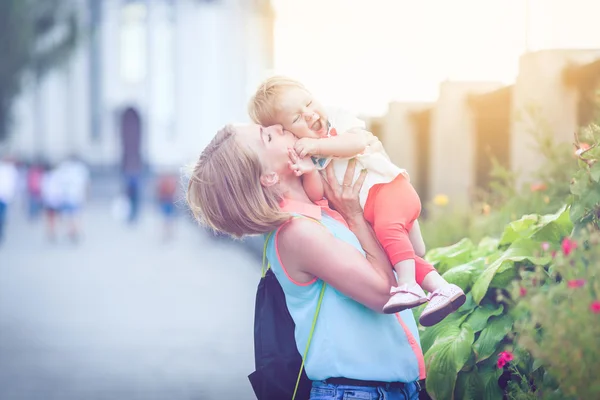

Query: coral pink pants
left=363, top=174, right=435, bottom=284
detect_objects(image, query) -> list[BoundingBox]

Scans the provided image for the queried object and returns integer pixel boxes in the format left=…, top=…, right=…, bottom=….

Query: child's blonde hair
left=248, top=76, right=308, bottom=125
left=186, top=124, right=289, bottom=237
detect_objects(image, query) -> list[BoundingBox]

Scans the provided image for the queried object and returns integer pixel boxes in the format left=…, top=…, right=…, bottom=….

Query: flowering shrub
left=419, top=107, right=600, bottom=400
left=569, top=122, right=600, bottom=232
left=418, top=207, right=572, bottom=400
left=507, top=229, right=600, bottom=399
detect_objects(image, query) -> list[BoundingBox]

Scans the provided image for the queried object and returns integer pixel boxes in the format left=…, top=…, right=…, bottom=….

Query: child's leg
left=420, top=270, right=447, bottom=293
left=365, top=176, right=421, bottom=285
left=364, top=176, right=427, bottom=313
left=414, top=256, right=439, bottom=289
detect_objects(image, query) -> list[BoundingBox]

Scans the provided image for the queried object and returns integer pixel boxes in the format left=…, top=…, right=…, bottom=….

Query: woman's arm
left=277, top=160, right=395, bottom=312
left=321, top=159, right=396, bottom=286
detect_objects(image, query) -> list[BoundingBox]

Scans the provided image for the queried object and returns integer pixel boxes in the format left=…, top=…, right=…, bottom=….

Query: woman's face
left=235, top=123, right=297, bottom=177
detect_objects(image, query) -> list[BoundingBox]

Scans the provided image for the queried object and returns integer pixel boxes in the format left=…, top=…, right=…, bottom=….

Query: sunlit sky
left=272, top=0, right=600, bottom=115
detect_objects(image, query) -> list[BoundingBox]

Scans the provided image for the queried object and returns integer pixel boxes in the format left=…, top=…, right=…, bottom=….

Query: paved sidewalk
left=0, top=201, right=261, bottom=400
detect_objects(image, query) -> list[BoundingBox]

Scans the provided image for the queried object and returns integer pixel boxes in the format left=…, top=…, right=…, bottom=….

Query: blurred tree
left=0, top=0, right=78, bottom=141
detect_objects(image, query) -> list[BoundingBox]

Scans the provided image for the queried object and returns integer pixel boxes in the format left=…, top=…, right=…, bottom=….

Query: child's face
left=275, top=87, right=329, bottom=139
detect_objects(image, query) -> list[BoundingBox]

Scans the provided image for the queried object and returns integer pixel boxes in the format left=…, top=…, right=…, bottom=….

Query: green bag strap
left=261, top=230, right=274, bottom=277
left=292, top=282, right=326, bottom=400
left=261, top=217, right=327, bottom=400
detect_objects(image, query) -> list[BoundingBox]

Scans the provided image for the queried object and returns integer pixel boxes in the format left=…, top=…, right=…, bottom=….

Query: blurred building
left=9, top=0, right=274, bottom=171
left=375, top=49, right=600, bottom=208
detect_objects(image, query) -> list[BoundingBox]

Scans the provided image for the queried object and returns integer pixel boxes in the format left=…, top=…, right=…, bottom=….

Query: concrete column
left=380, top=102, right=432, bottom=179
left=429, top=81, right=503, bottom=207
left=510, top=49, right=600, bottom=183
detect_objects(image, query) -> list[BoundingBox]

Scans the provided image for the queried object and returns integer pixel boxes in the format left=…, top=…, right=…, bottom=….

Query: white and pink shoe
left=419, top=284, right=466, bottom=327
left=382, top=283, right=428, bottom=314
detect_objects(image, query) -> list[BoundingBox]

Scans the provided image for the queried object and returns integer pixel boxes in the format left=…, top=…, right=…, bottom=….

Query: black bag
left=248, top=234, right=325, bottom=400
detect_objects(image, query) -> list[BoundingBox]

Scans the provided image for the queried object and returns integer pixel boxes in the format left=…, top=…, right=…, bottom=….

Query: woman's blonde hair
left=186, top=124, right=290, bottom=238
left=248, top=76, right=308, bottom=126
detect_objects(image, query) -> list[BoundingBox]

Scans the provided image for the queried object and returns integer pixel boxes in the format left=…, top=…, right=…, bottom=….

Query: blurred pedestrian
left=156, top=171, right=178, bottom=241
left=41, top=164, right=61, bottom=241
left=26, top=160, right=45, bottom=221
left=54, top=155, right=91, bottom=242
left=0, top=155, right=19, bottom=244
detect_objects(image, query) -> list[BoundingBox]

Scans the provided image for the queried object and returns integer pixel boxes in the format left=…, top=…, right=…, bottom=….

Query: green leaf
left=459, top=292, right=477, bottom=314
left=499, top=216, right=538, bottom=246
left=478, top=363, right=504, bottom=400
left=471, top=239, right=551, bottom=304
left=531, top=206, right=573, bottom=243
left=532, top=357, right=544, bottom=373
left=442, top=262, right=476, bottom=291
left=425, top=238, right=475, bottom=274
left=500, top=206, right=572, bottom=246
left=570, top=201, right=586, bottom=222
left=591, top=162, right=600, bottom=182
left=465, top=303, right=504, bottom=333
left=425, top=324, right=475, bottom=400
left=570, top=169, right=590, bottom=196
left=420, top=312, right=469, bottom=353
left=461, top=350, right=477, bottom=372
left=473, top=237, right=500, bottom=259
left=473, top=314, right=514, bottom=362
left=489, top=267, right=517, bottom=289
left=454, top=367, right=485, bottom=400
left=579, top=186, right=600, bottom=211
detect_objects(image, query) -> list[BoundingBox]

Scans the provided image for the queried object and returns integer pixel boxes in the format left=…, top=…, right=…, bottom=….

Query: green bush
left=507, top=229, right=600, bottom=400
left=419, top=207, right=572, bottom=400
left=419, top=116, right=600, bottom=400
left=569, top=122, right=600, bottom=233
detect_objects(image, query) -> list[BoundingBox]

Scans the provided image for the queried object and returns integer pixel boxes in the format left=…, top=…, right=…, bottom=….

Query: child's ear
left=260, top=171, right=279, bottom=188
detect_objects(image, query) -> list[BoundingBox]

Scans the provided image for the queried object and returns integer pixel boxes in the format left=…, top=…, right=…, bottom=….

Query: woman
left=187, top=124, right=424, bottom=399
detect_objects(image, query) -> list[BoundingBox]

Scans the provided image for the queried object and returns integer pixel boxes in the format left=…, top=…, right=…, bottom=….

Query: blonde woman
left=187, top=124, right=424, bottom=400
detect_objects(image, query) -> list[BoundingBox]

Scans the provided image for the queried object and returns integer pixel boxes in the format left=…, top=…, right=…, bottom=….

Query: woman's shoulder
left=276, top=217, right=328, bottom=249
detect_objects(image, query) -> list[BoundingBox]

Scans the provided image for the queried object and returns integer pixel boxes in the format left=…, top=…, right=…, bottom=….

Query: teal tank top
left=264, top=212, right=423, bottom=382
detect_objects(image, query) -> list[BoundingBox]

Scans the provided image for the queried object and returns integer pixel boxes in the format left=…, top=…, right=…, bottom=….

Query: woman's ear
left=260, top=171, right=279, bottom=187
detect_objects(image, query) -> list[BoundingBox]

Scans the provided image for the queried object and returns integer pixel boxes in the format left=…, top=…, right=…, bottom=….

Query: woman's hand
left=320, top=158, right=367, bottom=223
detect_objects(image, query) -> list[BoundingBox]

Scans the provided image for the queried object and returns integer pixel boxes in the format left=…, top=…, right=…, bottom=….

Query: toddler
left=249, top=76, right=465, bottom=326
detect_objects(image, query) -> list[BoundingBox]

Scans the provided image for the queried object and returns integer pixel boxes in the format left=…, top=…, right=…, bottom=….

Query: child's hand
left=294, top=138, right=320, bottom=158
left=288, top=148, right=316, bottom=176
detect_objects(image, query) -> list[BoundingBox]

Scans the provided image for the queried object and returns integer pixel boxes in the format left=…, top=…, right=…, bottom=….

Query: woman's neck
left=280, top=176, right=314, bottom=204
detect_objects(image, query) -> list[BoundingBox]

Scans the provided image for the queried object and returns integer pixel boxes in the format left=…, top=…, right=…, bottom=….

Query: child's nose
left=303, top=112, right=318, bottom=122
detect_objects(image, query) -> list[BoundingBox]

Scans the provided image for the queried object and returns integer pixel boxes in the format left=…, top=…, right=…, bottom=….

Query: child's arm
left=409, top=220, right=427, bottom=257
left=302, top=170, right=325, bottom=203
left=295, top=128, right=372, bottom=159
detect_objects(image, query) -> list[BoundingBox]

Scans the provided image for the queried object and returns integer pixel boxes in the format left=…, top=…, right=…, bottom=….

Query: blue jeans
left=309, top=380, right=421, bottom=400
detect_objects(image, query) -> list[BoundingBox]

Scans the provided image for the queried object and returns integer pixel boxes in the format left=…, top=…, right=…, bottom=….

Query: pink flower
left=591, top=300, right=600, bottom=314
left=519, top=287, right=527, bottom=297
left=541, top=242, right=550, bottom=251
left=497, top=351, right=514, bottom=368
left=567, top=279, right=586, bottom=288
left=497, top=358, right=507, bottom=369
left=551, top=250, right=557, bottom=258
left=561, top=237, right=577, bottom=256
left=499, top=351, right=514, bottom=362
